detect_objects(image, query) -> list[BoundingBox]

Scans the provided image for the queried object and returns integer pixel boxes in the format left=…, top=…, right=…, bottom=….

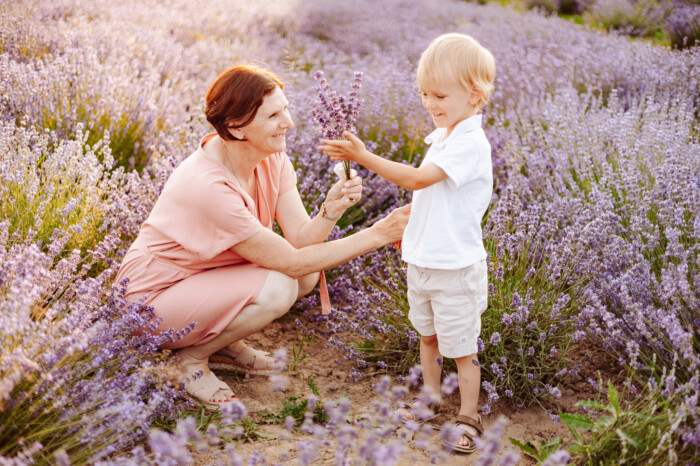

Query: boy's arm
left=319, top=131, right=447, bottom=191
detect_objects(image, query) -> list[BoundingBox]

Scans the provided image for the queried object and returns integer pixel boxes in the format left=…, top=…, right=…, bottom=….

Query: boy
left=319, top=33, right=495, bottom=453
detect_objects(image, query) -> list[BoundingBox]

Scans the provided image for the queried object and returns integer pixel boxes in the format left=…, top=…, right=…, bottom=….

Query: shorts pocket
left=408, top=264, right=429, bottom=294
left=459, top=264, right=479, bottom=297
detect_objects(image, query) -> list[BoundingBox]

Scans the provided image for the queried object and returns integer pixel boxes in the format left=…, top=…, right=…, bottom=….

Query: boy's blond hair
left=417, top=33, right=496, bottom=109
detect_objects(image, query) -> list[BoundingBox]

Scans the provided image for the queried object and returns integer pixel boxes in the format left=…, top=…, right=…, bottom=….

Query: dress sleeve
left=198, top=180, right=262, bottom=257
left=148, top=174, right=262, bottom=260
left=279, top=152, right=297, bottom=194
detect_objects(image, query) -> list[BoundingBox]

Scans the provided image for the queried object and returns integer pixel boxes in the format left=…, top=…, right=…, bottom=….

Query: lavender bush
left=0, top=227, right=185, bottom=463
left=0, top=120, right=191, bottom=462
left=665, top=3, right=700, bottom=49
left=585, top=0, right=665, bottom=37
left=2, top=0, right=699, bottom=462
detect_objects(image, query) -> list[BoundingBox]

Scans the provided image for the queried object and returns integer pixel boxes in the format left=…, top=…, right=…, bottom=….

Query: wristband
left=320, top=202, right=340, bottom=221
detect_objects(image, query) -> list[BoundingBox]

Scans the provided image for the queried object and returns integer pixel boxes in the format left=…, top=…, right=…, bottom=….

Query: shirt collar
left=424, top=114, right=482, bottom=148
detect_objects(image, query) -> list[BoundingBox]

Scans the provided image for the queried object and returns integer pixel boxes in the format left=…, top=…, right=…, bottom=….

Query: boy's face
left=418, top=76, right=480, bottom=138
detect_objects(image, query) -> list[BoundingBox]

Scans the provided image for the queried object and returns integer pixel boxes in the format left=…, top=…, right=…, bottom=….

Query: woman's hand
left=323, top=169, right=362, bottom=218
left=371, top=204, right=411, bottom=244
left=318, top=131, right=369, bottom=163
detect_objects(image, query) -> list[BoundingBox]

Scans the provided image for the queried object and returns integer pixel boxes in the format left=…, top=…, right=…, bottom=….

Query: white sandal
left=209, top=345, right=279, bottom=375
left=183, top=370, right=237, bottom=411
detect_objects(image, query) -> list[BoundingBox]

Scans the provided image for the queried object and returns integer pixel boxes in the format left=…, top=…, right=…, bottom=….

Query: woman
left=116, top=64, right=409, bottom=409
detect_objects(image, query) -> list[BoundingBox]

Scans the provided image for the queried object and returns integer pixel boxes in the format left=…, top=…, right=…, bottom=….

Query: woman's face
left=236, top=86, right=294, bottom=156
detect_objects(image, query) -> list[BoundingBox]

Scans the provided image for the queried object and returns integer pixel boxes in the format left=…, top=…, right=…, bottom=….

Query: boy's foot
left=396, top=397, right=441, bottom=425
left=442, top=414, right=483, bottom=453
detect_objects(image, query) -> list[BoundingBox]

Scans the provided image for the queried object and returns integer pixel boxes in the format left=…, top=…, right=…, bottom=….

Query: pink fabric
left=116, top=133, right=297, bottom=349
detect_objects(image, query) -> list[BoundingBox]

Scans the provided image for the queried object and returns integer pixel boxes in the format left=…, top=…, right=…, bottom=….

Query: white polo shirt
left=401, top=115, right=492, bottom=269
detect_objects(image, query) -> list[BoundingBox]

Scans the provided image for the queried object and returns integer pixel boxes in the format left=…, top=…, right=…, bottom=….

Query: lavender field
left=1, top=0, right=699, bottom=464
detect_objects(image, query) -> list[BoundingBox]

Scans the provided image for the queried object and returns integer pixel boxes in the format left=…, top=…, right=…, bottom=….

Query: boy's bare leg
left=420, top=334, right=443, bottom=396
left=399, top=334, right=442, bottom=420
left=454, top=353, right=481, bottom=446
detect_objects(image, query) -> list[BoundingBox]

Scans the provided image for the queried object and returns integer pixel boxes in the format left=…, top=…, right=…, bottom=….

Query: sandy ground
left=192, top=311, right=619, bottom=465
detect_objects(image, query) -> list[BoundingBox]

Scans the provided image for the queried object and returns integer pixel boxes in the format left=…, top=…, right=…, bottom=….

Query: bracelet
left=320, top=202, right=340, bottom=221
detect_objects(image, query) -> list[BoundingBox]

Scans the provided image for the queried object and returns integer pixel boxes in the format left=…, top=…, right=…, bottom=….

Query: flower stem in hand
left=334, top=162, right=354, bottom=202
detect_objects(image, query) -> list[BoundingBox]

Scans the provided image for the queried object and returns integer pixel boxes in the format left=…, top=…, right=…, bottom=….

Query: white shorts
left=407, top=260, right=488, bottom=358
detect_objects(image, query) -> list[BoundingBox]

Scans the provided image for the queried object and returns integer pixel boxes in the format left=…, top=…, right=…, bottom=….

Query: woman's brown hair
left=205, top=64, right=284, bottom=141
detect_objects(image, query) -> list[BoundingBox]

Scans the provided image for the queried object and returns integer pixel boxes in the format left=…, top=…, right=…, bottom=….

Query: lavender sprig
left=311, top=70, right=363, bottom=180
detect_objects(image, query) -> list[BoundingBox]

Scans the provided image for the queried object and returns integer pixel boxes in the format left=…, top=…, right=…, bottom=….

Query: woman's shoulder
left=258, top=151, right=293, bottom=176
left=264, top=151, right=291, bottom=166
left=159, top=149, right=242, bottom=209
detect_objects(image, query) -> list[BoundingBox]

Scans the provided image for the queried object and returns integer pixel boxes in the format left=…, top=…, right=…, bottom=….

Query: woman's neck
left=216, top=137, right=259, bottom=182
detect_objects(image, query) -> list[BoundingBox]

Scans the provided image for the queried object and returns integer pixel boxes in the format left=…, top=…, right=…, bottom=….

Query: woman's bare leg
left=213, top=271, right=319, bottom=360
left=176, top=270, right=301, bottom=401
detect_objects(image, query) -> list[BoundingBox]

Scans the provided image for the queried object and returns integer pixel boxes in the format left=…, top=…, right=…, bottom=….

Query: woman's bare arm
left=232, top=204, right=410, bottom=278
left=275, top=170, right=362, bottom=248
left=274, top=174, right=362, bottom=248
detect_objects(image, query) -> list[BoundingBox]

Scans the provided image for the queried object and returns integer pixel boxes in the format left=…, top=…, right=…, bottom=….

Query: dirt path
left=193, top=312, right=616, bottom=464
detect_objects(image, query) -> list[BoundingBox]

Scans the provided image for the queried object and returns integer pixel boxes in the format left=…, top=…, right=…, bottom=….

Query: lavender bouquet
left=311, top=70, right=363, bottom=181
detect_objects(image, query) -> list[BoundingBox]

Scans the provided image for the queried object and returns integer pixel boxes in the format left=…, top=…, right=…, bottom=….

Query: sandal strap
left=455, top=414, right=484, bottom=437
left=398, top=397, right=441, bottom=423
left=188, top=371, right=231, bottom=401
left=410, top=397, right=441, bottom=413
left=232, top=346, right=273, bottom=369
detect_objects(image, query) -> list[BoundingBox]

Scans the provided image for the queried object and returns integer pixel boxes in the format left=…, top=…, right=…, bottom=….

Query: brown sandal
left=442, top=414, right=483, bottom=453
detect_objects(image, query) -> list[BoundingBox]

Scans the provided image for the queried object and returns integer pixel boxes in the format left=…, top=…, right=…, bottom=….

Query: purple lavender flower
left=312, top=70, right=364, bottom=179
left=542, top=449, right=572, bottom=466
left=440, top=373, right=460, bottom=396
left=407, top=365, right=422, bottom=386
left=272, top=347, right=288, bottom=370
left=268, top=374, right=289, bottom=392
left=221, top=400, right=247, bottom=424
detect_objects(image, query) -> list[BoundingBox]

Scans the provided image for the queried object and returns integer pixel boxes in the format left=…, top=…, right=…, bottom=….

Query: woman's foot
left=209, top=341, right=278, bottom=375
left=174, top=352, right=236, bottom=409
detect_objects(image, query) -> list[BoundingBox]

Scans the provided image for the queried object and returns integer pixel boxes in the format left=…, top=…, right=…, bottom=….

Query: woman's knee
left=254, top=270, right=298, bottom=317
left=297, top=272, right=320, bottom=299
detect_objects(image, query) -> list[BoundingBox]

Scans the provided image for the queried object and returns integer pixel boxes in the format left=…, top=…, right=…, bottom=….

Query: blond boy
left=319, top=33, right=496, bottom=453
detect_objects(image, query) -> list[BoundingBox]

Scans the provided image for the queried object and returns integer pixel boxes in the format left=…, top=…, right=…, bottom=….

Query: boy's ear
left=469, top=89, right=483, bottom=107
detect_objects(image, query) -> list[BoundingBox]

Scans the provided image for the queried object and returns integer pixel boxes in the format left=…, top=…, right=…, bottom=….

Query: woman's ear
left=228, top=126, right=244, bottom=140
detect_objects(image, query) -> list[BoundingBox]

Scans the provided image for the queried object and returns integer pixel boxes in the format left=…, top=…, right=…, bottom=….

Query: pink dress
left=116, top=133, right=297, bottom=349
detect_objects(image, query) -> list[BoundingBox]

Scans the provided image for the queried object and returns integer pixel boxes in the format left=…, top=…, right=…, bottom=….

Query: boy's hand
left=318, top=131, right=368, bottom=163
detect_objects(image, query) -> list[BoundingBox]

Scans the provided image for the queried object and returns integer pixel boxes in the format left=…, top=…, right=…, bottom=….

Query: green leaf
left=561, top=413, right=595, bottom=431
left=577, top=399, right=609, bottom=411
left=541, top=437, right=563, bottom=451
left=618, top=430, right=643, bottom=450
left=607, top=381, right=621, bottom=416
left=307, top=377, right=320, bottom=396
left=592, top=416, right=615, bottom=433
left=509, top=437, right=539, bottom=458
